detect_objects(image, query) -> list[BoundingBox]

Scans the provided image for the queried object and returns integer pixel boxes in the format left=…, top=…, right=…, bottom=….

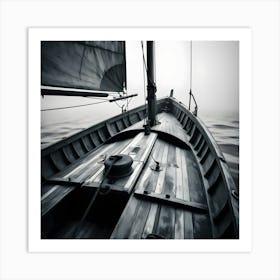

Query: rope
left=112, top=96, right=133, bottom=113
left=114, top=100, right=123, bottom=109
left=72, top=155, right=122, bottom=238
left=41, top=100, right=109, bottom=111
left=154, top=43, right=157, bottom=85
left=79, top=45, right=86, bottom=78
left=126, top=95, right=129, bottom=111
left=141, top=41, right=148, bottom=125
left=113, top=100, right=125, bottom=113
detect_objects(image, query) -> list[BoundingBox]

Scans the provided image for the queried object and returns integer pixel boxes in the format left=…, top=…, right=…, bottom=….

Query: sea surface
left=41, top=106, right=239, bottom=190
left=200, top=112, right=239, bottom=190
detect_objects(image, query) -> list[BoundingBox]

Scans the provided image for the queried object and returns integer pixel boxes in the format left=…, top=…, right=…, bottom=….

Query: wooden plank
left=134, top=191, right=208, bottom=212
left=89, top=132, right=101, bottom=147
left=197, top=140, right=207, bottom=157
left=122, top=162, right=143, bottom=191
left=111, top=139, right=165, bottom=239
left=181, top=149, right=194, bottom=238
left=139, top=140, right=166, bottom=238
left=154, top=143, right=170, bottom=194
left=174, top=147, right=185, bottom=239
left=56, top=144, right=113, bottom=179
left=175, top=208, right=184, bottom=239
left=84, top=165, right=105, bottom=184
left=72, top=140, right=130, bottom=183
left=53, top=148, right=71, bottom=168
left=87, top=132, right=158, bottom=194
left=141, top=141, right=169, bottom=238
left=105, top=122, right=114, bottom=137
left=58, top=139, right=129, bottom=181
left=127, top=200, right=151, bottom=239
left=175, top=147, right=184, bottom=199
left=194, top=134, right=203, bottom=150
left=155, top=205, right=175, bottom=239
left=181, top=150, right=190, bottom=200
left=186, top=150, right=207, bottom=204
left=124, top=132, right=157, bottom=163
left=110, top=195, right=141, bottom=238
left=135, top=133, right=157, bottom=163
left=141, top=202, right=158, bottom=239
left=129, top=139, right=164, bottom=193
left=120, top=132, right=144, bottom=154
left=154, top=144, right=177, bottom=238
left=164, top=145, right=176, bottom=196
left=41, top=185, right=75, bottom=216
left=185, top=148, right=213, bottom=238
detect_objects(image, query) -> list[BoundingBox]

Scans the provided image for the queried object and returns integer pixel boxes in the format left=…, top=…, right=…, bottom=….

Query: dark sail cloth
left=41, top=41, right=126, bottom=92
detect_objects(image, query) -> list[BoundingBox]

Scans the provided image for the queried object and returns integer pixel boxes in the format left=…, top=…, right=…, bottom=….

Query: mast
left=146, top=41, right=157, bottom=126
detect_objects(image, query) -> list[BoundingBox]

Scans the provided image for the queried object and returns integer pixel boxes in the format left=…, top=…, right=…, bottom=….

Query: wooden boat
left=41, top=41, right=239, bottom=239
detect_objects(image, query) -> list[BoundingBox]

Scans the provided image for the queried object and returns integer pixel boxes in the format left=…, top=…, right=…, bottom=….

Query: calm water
left=41, top=107, right=239, bottom=189
left=200, top=113, right=239, bottom=190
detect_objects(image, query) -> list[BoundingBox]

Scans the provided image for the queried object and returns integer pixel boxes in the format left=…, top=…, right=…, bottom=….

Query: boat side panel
left=170, top=99, right=239, bottom=238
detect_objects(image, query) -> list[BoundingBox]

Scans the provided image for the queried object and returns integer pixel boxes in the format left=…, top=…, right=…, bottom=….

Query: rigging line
left=141, top=42, right=147, bottom=100
left=41, top=100, right=109, bottom=111
left=141, top=41, right=148, bottom=72
left=114, top=100, right=123, bottom=109
left=154, top=43, right=157, bottom=84
left=115, top=96, right=132, bottom=112
left=190, top=40, right=192, bottom=90
left=113, top=99, right=127, bottom=113
left=141, top=42, right=148, bottom=125
left=127, top=97, right=133, bottom=106
left=79, top=45, right=86, bottom=79
left=126, top=92, right=129, bottom=110
left=188, top=41, right=193, bottom=110
left=124, top=96, right=133, bottom=112
left=124, top=97, right=130, bottom=111
left=141, top=41, right=154, bottom=85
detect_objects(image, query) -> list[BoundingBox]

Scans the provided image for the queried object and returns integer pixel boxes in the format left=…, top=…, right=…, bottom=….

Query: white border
left=28, top=27, right=252, bottom=253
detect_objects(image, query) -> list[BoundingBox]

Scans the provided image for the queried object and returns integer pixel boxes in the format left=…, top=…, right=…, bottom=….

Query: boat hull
left=41, top=97, right=239, bottom=239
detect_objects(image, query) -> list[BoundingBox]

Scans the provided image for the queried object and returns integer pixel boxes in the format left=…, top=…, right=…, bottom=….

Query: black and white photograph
left=40, top=40, right=239, bottom=239
left=1, top=0, right=280, bottom=279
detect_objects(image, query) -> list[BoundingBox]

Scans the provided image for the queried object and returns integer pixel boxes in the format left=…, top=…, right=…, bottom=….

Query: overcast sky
left=126, top=40, right=239, bottom=113
left=41, top=41, right=239, bottom=126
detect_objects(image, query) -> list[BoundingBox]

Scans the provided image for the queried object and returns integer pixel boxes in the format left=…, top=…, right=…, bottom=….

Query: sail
left=41, top=41, right=126, bottom=92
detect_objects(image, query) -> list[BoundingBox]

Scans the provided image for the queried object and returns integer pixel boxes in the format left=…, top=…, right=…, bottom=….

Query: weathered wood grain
left=111, top=134, right=210, bottom=239
left=42, top=97, right=238, bottom=239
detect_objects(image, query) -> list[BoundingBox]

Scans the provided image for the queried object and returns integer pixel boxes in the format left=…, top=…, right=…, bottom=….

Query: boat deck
left=42, top=110, right=237, bottom=239
left=111, top=137, right=211, bottom=239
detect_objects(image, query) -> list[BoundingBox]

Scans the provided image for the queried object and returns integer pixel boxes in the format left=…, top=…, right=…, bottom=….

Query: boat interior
left=41, top=97, right=239, bottom=239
